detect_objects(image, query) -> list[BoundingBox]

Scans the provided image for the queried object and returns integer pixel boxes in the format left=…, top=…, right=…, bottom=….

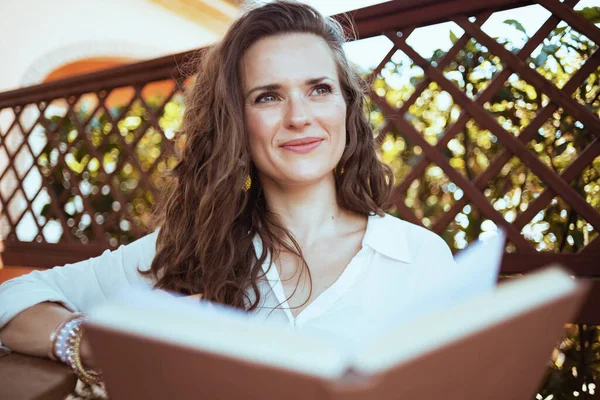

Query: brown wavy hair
left=144, top=0, right=393, bottom=310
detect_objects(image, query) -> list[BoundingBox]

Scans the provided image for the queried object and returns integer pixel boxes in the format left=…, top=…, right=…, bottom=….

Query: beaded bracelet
left=49, top=314, right=102, bottom=385
left=48, top=313, right=83, bottom=362
left=68, top=325, right=102, bottom=385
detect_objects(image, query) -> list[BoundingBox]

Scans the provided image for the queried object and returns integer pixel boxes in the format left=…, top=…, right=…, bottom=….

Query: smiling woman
left=0, top=0, right=454, bottom=385
left=242, top=33, right=347, bottom=185
left=147, top=0, right=400, bottom=313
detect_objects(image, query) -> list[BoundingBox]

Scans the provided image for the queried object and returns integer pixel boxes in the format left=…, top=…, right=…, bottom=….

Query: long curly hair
left=144, top=0, right=393, bottom=310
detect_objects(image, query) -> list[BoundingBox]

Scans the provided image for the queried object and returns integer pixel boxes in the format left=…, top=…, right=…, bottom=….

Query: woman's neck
left=260, top=173, right=348, bottom=248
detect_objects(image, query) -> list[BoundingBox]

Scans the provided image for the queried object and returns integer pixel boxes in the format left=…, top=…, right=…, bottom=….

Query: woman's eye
left=312, top=84, right=333, bottom=96
left=255, top=93, right=278, bottom=103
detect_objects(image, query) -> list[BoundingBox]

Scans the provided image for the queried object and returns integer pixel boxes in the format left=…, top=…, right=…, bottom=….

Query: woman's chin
left=259, top=163, right=337, bottom=187
left=280, top=171, right=335, bottom=186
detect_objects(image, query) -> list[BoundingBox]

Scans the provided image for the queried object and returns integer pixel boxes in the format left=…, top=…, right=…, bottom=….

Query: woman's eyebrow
left=246, top=84, right=281, bottom=98
left=306, top=76, right=332, bottom=85
left=245, top=76, right=333, bottom=97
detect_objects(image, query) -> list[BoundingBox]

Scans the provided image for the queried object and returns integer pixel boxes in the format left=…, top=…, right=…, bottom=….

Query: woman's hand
left=80, top=332, right=97, bottom=369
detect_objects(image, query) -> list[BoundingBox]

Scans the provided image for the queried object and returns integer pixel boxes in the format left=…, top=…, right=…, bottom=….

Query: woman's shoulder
left=371, top=213, right=453, bottom=264
left=374, top=213, right=445, bottom=240
left=99, top=228, right=160, bottom=274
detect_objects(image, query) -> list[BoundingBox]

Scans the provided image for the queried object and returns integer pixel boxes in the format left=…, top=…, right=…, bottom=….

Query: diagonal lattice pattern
left=365, top=0, right=600, bottom=263
left=0, top=78, right=187, bottom=249
left=0, top=0, right=598, bottom=287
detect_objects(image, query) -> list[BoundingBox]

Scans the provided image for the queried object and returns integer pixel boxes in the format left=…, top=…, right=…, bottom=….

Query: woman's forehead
left=241, top=33, right=339, bottom=87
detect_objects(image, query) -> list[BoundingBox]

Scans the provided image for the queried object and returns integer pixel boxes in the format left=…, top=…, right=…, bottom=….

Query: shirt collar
left=252, top=235, right=272, bottom=275
left=362, top=213, right=412, bottom=263
left=252, top=212, right=413, bottom=271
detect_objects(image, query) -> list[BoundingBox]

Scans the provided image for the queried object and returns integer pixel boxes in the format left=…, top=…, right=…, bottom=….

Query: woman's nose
left=284, top=95, right=311, bottom=129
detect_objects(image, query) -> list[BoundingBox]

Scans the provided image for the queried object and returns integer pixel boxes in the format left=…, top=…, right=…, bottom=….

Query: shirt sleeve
left=0, top=230, right=159, bottom=331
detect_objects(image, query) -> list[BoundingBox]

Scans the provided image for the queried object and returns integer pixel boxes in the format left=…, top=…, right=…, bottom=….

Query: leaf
left=431, top=49, right=445, bottom=63
left=542, top=44, right=559, bottom=56
left=449, top=30, right=458, bottom=44
left=494, top=86, right=513, bottom=102
left=533, top=51, right=548, bottom=68
left=576, top=7, right=600, bottom=24
left=555, top=141, right=569, bottom=156
left=503, top=19, right=527, bottom=36
left=534, top=132, right=546, bottom=144
left=40, top=203, right=53, bottom=218
left=552, top=26, right=568, bottom=36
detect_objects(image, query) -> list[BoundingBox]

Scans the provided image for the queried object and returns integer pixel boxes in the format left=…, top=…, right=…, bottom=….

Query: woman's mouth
left=280, top=137, right=323, bottom=154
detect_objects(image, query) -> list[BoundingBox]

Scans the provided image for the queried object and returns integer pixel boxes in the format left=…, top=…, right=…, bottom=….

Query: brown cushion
left=0, top=348, right=77, bottom=399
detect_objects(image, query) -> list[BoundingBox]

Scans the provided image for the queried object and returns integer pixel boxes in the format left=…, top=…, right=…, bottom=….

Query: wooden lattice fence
left=0, top=0, right=599, bottom=321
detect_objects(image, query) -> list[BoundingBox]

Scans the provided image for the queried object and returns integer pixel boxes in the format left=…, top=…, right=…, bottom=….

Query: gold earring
left=334, top=166, right=345, bottom=175
left=243, top=175, right=252, bottom=192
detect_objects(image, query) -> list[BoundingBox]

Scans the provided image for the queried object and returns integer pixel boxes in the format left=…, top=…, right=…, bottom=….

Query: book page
left=408, top=229, right=507, bottom=320
left=352, top=267, right=577, bottom=374
left=88, top=287, right=351, bottom=379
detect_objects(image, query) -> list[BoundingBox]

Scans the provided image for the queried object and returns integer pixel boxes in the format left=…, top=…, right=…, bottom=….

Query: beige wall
left=0, top=0, right=219, bottom=92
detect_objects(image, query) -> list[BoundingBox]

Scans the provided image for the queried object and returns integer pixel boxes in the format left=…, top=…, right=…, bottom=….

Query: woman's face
left=241, top=33, right=347, bottom=187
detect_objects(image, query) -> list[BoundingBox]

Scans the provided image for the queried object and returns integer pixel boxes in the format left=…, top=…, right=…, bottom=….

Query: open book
left=86, top=232, right=589, bottom=400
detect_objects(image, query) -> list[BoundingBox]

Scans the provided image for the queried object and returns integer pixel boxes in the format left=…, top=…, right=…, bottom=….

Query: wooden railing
left=0, top=0, right=599, bottom=321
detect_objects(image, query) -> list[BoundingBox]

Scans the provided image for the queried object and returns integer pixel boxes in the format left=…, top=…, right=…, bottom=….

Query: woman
left=0, top=0, right=454, bottom=384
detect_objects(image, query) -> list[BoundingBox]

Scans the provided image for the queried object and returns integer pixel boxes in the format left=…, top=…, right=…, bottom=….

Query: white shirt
left=0, top=213, right=455, bottom=349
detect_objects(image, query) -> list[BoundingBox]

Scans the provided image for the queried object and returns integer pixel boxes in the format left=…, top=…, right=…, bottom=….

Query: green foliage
left=504, top=19, right=528, bottom=36
left=369, top=15, right=599, bottom=254
left=366, top=10, right=600, bottom=399
left=577, top=7, right=600, bottom=24
left=538, top=325, right=600, bottom=399
left=37, top=94, right=184, bottom=246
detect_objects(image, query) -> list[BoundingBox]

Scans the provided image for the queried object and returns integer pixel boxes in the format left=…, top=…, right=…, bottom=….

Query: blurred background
left=0, top=0, right=599, bottom=398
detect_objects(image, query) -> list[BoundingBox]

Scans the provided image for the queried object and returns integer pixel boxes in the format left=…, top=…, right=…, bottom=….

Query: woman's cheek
left=246, top=110, right=281, bottom=171
left=246, top=112, right=269, bottom=146
left=250, top=108, right=281, bottom=139
left=327, top=95, right=346, bottom=121
left=321, top=98, right=346, bottom=144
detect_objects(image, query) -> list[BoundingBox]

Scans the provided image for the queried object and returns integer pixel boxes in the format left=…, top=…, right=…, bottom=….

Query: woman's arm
left=0, top=230, right=159, bottom=364
left=0, top=302, right=96, bottom=367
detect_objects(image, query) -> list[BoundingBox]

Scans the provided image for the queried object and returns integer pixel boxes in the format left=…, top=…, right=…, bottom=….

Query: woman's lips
left=280, top=138, right=323, bottom=154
